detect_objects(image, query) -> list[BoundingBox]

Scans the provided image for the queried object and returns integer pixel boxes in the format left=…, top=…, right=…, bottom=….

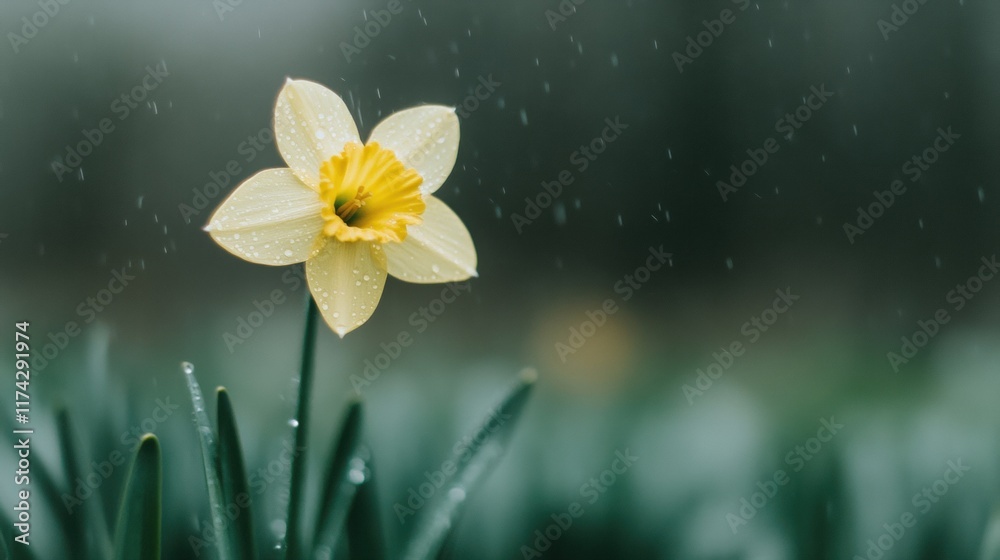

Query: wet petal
left=205, top=169, right=324, bottom=265
left=275, top=79, right=361, bottom=189
left=384, top=196, right=477, bottom=283
left=368, top=105, right=459, bottom=195
left=306, top=239, right=388, bottom=337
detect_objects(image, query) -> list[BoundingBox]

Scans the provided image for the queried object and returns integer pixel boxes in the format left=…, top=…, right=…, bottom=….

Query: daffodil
left=205, top=79, right=477, bottom=336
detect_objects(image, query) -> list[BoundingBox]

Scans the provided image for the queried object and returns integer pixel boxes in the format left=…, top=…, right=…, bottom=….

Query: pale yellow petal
left=306, top=239, right=388, bottom=337
left=383, top=196, right=477, bottom=283
left=205, top=169, right=325, bottom=265
left=274, top=79, right=361, bottom=189
left=367, top=105, right=459, bottom=195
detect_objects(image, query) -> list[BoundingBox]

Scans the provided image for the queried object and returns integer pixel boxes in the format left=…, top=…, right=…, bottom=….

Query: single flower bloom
left=205, top=79, right=477, bottom=336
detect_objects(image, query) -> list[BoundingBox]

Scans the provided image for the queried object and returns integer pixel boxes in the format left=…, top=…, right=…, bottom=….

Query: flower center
left=318, top=142, right=425, bottom=244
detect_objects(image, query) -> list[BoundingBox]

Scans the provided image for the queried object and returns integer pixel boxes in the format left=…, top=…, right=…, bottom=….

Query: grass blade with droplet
left=183, top=363, right=232, bottom=560
left=401, top=368, right=537, bottom=560
left=285, top=294, right=319, bottom=560
left=311, top=401, right=364, bottom=557
left=216, top=388, right=258, bottom=560
left=347, top=448, right=386, bottom=560
left=112, top=435, right=161, bottom=560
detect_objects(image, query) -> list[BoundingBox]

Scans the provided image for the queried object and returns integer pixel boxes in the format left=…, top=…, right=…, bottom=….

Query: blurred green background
left=3, top=0, right=1000, bottom=558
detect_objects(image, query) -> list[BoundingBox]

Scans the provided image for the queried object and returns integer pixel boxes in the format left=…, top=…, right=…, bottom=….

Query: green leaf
left=285, top=294, right=319, bottom=560
left=311, top=401, right=364, bottom=557
left=216, top=388, right=258, bottom=560
left=183, top=362, right=232, bottom=560
left=0, top=506, right=36, bottom=560
left=113, top=435, right=161, bottom=560
left=978, top=507, right=1000, bottom=560
left=401, top=368, right=538, bottom=560
left=346, top=449, right=386, bottom=560
left=56, top=408, right=113, bottom=559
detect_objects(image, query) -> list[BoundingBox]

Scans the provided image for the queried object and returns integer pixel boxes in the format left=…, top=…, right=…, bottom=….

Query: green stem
left=285, top=291, right=319, bottom=560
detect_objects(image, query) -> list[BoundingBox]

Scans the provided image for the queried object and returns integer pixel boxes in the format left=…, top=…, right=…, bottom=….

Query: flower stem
left=285, top=290, right=319, bottom=560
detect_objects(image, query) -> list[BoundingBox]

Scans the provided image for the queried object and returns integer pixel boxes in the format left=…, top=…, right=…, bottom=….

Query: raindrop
left=288, top=418, right=299, bottom=428
left=554, top=202, right=567, bottom=225
left=977, top=186, right=985, bottom=202
left=181, top=362, right=194, bottom=374
left=348, top=468, right=366, bottom=484
left=725, top=258, right=734, bottom=270
left=519, top=109, right=528, bottom=126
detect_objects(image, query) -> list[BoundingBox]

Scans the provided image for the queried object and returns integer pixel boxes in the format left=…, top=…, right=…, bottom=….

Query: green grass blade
left=284, top=294, right=319, bottom=560
left=112, top=435, right=161, bottom=560
left=0, top=507, right=36, bottom=560
left=55, top=408, right=111, bottom=559
left=216, top=388, right=258, bottom=560
left=311, top=401, right=364, bottom=557
left=347, top=448, right=386, bottom=560
left=183, top=362, right=232, bottom=560
left=401, top=368, right=537, bottom=560
left=979, top=507, right=1000, bottom=560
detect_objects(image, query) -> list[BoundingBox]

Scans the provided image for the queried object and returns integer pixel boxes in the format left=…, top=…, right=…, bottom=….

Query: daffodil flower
left=205, top=79, right=477, bottom=336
